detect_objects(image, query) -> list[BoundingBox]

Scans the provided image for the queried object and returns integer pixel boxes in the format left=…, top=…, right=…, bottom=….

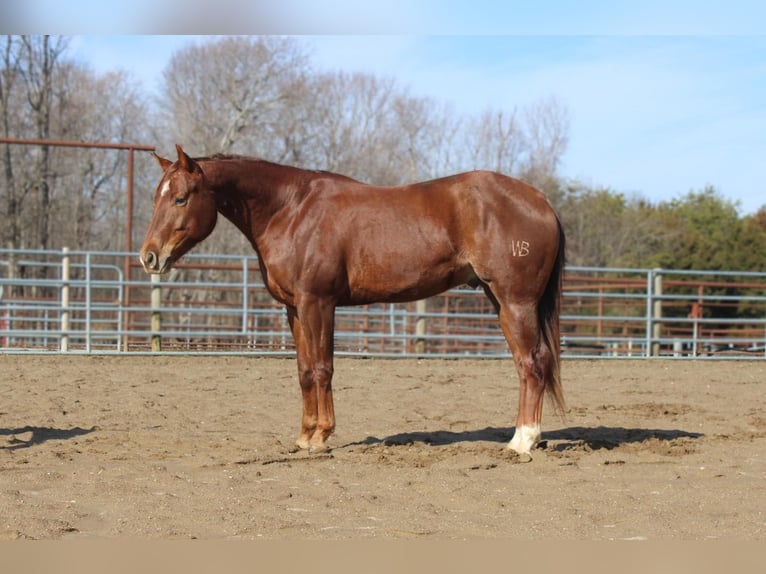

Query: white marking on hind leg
left=507, top=424, right=541, bottom=455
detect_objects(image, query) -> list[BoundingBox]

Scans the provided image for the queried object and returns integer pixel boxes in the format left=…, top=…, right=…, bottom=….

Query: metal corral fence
left=1, top=248, right=764, bottom=359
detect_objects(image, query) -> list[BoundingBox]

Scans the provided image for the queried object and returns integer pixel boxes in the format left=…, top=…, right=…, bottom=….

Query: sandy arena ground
left=0, top=355, right=764, bottom=540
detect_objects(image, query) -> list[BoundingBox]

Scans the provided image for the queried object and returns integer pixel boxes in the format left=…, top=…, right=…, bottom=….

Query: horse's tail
left=539, top=214, right=566, bottom=416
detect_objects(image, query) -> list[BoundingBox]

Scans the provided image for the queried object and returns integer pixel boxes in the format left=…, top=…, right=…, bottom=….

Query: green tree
left=556, top=183, right=674, bottom=268
left=656, top=187, right=744, bottom=271
left=738, top=207, right=766, bottom=271
left=558, top=184, right=627, bottom=267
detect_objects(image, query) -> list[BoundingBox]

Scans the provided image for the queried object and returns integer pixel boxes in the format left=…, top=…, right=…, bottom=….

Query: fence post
left=415, top=299, right=427, bottom=354
left=241, top=256, right=249, bottom=334
left=60, top=247, right=70, bottom=352
left=652, top=269, right=663, bottom=356
left=151, top=273, right=162, bottom=352
left=85, top=252, right=92, bottom=353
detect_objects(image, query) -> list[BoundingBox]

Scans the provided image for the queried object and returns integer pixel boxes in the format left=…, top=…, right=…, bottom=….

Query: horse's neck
left=202, top=158, right=297, bottom=245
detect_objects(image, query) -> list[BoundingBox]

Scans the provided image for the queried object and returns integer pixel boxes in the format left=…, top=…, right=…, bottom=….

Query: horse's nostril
left=142, top=250, right=157, bottom=270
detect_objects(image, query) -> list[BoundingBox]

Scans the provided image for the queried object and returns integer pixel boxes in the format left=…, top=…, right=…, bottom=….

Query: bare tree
left=298, top=71, right=400, bottom=183
left=392, top=93, right=460, bottom=182
left=157, top=36, right=309, bottom=156
left=0, top=35, right=22, bottom=251
left=298, top=71, right=457, bottom=185
left=50, top=65, right=151, bottom=250
left=18, top=35, right=69, bottom=252
left=462, top=108, right=523, bottom=174
left=518, top=95, right=570, bottom=190
left=1, top=35, right=153, bottom=254
left=440, top=95, right=569, bottom=196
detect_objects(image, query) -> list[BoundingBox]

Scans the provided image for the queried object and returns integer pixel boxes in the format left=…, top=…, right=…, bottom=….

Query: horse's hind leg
left=493, top=297, right=554, bottom=456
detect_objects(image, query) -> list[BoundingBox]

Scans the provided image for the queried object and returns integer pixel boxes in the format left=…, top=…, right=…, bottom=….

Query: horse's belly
left=345, top=258, right=475, bottom=305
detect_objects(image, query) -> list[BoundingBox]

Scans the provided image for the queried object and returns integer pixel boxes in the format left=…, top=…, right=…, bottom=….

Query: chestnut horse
left=140, top=145, right=566, bottom=456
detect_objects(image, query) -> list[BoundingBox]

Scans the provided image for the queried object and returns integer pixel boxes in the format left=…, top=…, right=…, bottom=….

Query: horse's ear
left=176, top=144, right=196, bottom=172
left=152, top=150, right=173, bottom=171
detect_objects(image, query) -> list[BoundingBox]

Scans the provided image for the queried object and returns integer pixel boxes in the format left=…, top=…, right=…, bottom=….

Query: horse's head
left=140, top=144, right=218, bottom=274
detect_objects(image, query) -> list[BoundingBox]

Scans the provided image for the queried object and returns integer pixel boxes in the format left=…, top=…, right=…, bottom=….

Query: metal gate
left=1, top=248, right=764, bottom=359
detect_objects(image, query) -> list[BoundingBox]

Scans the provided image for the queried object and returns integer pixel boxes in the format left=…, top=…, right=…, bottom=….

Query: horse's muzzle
left=139, top=249, right=169, bottom=274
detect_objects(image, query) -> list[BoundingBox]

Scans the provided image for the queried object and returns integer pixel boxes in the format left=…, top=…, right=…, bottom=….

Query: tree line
left=1, top=35, right=765, bottom=272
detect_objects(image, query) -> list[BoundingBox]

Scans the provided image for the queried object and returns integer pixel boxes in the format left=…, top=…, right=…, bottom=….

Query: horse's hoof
left=309, top=444, right=331, bottom=455
left=506, top=446, right=534, bottom=463
left=517, top=452, right=533, bottom=463
left=293, top=438, right=311, bottom=452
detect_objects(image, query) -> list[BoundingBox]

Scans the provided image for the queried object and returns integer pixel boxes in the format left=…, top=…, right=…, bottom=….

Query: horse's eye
left=174, top=196, right=187, bottom=206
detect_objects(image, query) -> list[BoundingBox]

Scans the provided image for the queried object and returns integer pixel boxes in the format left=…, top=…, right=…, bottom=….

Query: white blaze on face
left=160, top=180, right=171, bottom=197
left=507, top=424, right=541, bottom=455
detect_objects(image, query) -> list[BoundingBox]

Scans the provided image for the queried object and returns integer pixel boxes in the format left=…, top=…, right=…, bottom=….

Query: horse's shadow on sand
left=345, top=426, right=703, bottom=451
left=0, top=426, right=96, bottom=451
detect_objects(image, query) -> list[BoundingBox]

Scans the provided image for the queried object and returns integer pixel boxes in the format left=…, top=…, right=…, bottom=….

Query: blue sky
left=7, top=1, right=766, bottom=214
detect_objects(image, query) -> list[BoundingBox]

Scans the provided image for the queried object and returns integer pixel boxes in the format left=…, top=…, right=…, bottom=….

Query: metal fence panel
left=1, top=249, right=764, bottom=359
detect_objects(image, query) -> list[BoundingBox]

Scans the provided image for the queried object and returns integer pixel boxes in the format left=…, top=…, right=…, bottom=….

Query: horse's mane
left=199, top=153, right=301, bottom=172
left=199, top=153, right=360, bottom=182
left=204, top=153, right=265, bottom=162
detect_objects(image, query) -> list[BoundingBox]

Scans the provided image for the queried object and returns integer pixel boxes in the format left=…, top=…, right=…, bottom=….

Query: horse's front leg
left=287, top=306, right=316, bottom=450
left=287, top=299, right=336, bottom=453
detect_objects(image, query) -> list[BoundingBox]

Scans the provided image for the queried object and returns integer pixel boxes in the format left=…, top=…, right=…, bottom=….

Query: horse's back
left=259, top=168, right=561, bottom=306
